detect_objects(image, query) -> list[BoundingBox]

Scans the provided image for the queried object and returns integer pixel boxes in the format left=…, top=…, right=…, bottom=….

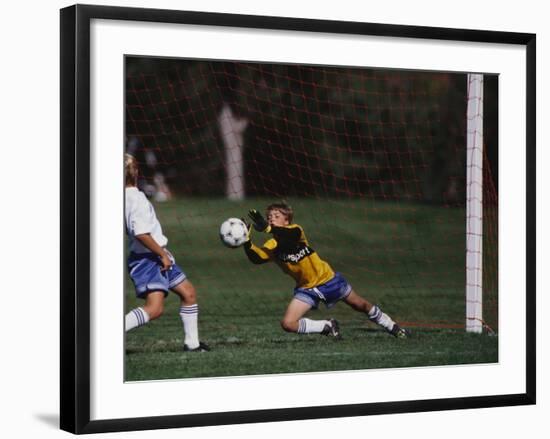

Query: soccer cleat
left=390, top=324, right=410, bottom=339
left=321, top=318, right=342, bottom=339
left=183, top=341, right=211, bottom=352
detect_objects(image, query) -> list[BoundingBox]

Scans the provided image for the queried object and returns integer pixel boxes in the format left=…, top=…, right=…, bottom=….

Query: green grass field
left=125, top=197, right=498, bottom=381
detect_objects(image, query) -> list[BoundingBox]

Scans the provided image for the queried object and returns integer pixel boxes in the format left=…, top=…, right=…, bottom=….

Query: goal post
left=466, top=73, right=484, bottom=333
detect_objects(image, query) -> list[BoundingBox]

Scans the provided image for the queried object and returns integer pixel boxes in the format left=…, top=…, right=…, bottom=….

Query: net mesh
left=126, top=58, right=498, bottom=331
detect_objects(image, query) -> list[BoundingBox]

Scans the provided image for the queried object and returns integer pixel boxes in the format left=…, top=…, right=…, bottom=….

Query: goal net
left=125, top=57, right=498, bottom=333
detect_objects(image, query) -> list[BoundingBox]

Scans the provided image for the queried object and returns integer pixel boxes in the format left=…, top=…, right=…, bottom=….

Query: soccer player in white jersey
left=124, top=153, right=209, bottom=352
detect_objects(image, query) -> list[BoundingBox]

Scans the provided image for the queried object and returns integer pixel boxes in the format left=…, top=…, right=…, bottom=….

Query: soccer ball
left=219, top=218, right=248, bottom=248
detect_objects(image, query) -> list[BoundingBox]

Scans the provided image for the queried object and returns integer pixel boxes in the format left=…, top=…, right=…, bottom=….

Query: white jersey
left=125, top=186, right=168, bottom=254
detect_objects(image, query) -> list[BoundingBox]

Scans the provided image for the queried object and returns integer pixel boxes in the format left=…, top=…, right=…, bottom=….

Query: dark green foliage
left=126, top=58, right=498, bottom=202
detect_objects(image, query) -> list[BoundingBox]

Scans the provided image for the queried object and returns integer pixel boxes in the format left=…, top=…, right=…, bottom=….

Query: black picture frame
left=60, top=4, right=536, bottom=434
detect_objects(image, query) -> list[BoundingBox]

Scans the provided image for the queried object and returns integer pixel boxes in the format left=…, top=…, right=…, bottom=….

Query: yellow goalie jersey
left=244, top=223, right=335, bottom=289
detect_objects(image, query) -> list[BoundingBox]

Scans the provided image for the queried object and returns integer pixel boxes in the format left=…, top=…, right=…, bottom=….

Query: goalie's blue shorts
left=127, top=251, right=187, bottom=298
left=293, top=272, right=352, bottom=309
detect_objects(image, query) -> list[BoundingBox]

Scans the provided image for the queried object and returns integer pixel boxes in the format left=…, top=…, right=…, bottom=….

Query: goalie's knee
left=280, top=318, right=298, bottom=333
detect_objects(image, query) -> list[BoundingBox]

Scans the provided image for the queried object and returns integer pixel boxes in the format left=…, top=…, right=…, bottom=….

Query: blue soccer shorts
left=293, top=272, right=352, bottom=309
left=127, top=251, right=187, bottom=298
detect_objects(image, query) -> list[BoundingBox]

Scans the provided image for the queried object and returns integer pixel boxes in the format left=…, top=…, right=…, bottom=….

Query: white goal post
left=466, top=73, right=484, bottom=333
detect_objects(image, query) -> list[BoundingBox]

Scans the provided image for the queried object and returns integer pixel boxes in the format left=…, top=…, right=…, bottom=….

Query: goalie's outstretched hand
left=240, top=218, right=252, bottom=242
left=248, top=209, right=271, bottom=233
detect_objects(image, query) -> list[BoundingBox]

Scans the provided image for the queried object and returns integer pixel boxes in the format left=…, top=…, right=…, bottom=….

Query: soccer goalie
left=243, top=203, right=409, bottom=339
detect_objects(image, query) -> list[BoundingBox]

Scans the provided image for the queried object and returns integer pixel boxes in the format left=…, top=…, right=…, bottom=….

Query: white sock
left=125, top=307, right=150, bottom=331
left=180, top=305, right=199, bottom=349
left=297, top=318, right=331, bottom=334
left=368, top=305, right=395, bottom=332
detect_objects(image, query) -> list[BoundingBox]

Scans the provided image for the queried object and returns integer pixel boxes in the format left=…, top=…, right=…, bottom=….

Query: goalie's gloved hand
left=240, top=218, right=252, bottom=242
left=248, top=209, right=271, bottom=233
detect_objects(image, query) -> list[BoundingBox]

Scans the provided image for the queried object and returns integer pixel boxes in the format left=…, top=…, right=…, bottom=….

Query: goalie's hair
left=266, top=202, right=294, bottom=223
left=125, top=153, right=139, bottom=186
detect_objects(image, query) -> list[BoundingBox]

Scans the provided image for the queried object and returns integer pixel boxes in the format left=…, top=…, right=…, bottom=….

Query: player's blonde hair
left=125, top=153, right=139, bottom=186
left=266, top=202, right=294, bottom=223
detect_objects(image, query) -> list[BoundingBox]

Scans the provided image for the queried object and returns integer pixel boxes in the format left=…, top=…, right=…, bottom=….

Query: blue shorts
left=127, top=251, right=187, bottom=298
left=293, top=272, right=352, bottom=309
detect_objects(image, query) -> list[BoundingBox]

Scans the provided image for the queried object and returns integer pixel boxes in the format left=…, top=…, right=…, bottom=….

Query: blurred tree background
left=126, top=57, right=497, bottom=205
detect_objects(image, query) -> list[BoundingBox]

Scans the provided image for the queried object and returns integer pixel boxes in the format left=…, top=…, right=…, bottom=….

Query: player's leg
left=171, top=278, right=197, bottom=305
left=125, top=291, right=165, bottom=331
left=342, top=289, right=373, bottom=312
left=126, top=252, right=170, bottom=331
left=171, top=279, right=209, bottom=351
left=343, top=290, right=408, bottom=338
left=281, top=298, right=339, bottom=337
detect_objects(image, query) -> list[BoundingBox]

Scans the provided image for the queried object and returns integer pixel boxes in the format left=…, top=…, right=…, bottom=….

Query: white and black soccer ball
left=219, top=218, right=248, bottom=248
